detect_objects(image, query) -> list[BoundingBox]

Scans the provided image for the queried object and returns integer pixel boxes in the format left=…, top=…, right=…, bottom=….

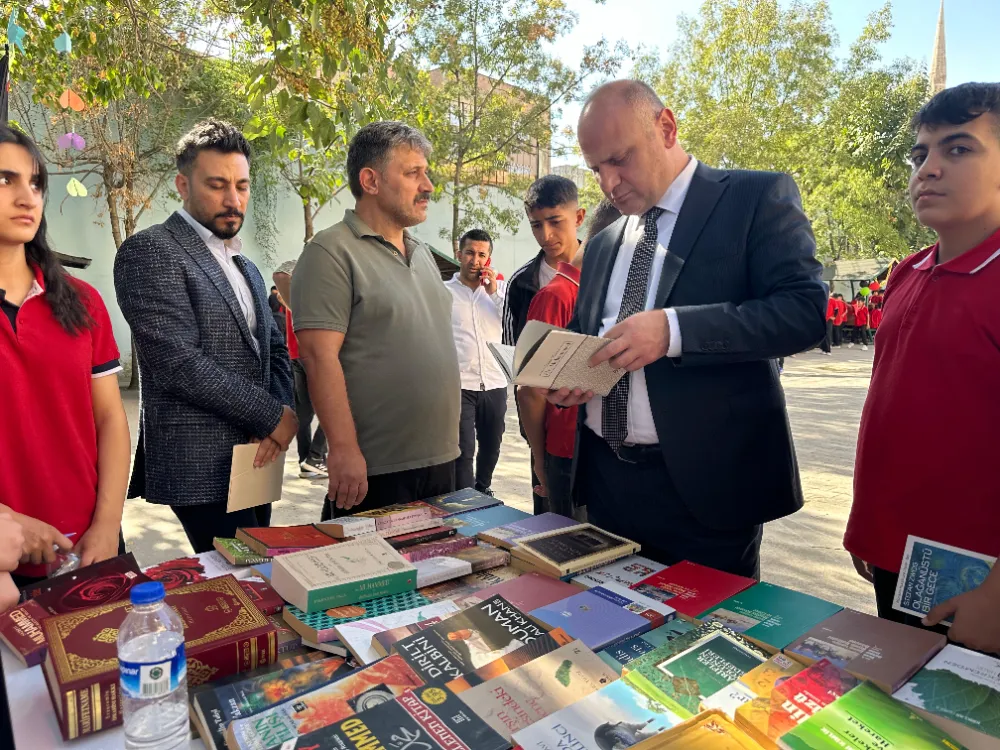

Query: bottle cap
left=130, top=581, right=166, bottom=605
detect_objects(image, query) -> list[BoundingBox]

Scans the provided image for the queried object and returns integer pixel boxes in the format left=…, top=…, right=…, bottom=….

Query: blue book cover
left=530, top=590, right=652, bottom=651
left=598, top=620, right=695, bottom=673
left=444, top=505, right=532, bottom=536
left=894, top=535, right=995, bottom=620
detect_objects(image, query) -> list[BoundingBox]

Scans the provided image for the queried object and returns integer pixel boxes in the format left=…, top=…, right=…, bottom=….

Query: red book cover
left=629, top=561, right=755, bottom=618
left=21, top=553, right=150, bottom=614
left=0, top=598, right=49, bottom=666
left=767, top=657, right=860, bottom=739
left=386, top=525, right=456, bottom=549
left=41, top=575, right=277, bottom=741
left=236, top=525, right=338, bottom=556
left=142, top=556, right=211, bottom=590
left=240, top=579, right=284, bottom=615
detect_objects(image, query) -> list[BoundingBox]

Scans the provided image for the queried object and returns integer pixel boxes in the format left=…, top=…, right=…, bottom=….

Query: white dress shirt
left=445, top=273, right=509, bottom=391
left=584, top=156, right=698, bottom=445
left=178, top=208, right=259, bottom=353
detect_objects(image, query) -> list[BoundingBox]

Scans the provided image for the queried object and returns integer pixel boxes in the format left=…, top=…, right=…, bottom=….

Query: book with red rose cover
left=21, top=552, right=151, bottom=613
left=630, top=561, right=756, bottom=620
left=385, top=524, right=457, bottom=549
left=142, top=551, right=257, bottom=590
left=0, top=598, right=49, bottom=666
left=240, top=579, right=284, bottom=615
left=271, top=685, right=511, bottom=750
left=42, top=574, right=277, bottom=741
left=766, top=657, right=860, bottom=741
left=236, top=525, right=339, bottom=557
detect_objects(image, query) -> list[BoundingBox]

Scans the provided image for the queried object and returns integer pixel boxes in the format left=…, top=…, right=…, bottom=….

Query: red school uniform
left=854, top=302, right=868, bottom=327
left=0, top=266, right=122, bottom=577
left=525, top=262, right=581, bottom=459
left=845, top=229, right=1000, bottom=572
left=284, top=306, right=299, bottom=360
left=825, top=297, right=837, bottom=321
left=869, top=307, right=882, bottom=330
left=833, top=299, right=848, bottom=326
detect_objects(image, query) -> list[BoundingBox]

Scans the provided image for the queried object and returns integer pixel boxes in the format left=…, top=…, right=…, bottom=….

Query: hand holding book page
left=488, top=320, right=626, bottom=397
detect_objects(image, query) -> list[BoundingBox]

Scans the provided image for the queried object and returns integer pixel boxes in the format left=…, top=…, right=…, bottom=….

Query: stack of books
left=510, top=523, right=641, bottom=577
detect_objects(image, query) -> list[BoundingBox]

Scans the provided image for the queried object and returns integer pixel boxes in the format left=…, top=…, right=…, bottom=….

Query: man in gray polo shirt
left=291, top=122, right=460, bottom=518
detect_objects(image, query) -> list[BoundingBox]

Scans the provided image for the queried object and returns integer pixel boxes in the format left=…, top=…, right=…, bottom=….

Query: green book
left=623, top=622, right=768, bottom=719
left=779, top=681, right=967, bottom=749
left=697, top=582, right=843, bottom=651
left=213, top=537, right=270, bottom=566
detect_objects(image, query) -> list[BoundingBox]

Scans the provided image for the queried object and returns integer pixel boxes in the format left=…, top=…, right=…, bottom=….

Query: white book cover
left=415, top=556, right=474, bottom=588
left=701, top=681, right=756, bottom=719
left=273, top=534, right=414, bottom=591
left=333, top=600, right=461, bottom=665
left=572, top=555, right=669, bottom=589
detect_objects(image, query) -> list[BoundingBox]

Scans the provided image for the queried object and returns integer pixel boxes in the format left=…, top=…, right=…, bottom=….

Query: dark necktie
left=602, top=207, right=664, bottom=451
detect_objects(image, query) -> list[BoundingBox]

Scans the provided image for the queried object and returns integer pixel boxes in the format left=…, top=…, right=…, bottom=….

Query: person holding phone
left=445, top=229, right=508, bottom=495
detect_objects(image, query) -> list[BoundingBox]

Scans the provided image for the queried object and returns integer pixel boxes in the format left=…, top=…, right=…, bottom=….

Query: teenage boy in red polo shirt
left=831, top=293, right=847, bottom=346
left=845, top=83, right=1000, bottom=653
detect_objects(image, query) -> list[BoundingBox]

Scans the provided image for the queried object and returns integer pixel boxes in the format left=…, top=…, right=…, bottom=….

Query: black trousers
left=172, top=502, right=272, bottom=554
left=542, top=452, right=575, bottom=517
left=577, top=428, right=763, bottom=579
left=457, top=388, right=507, bottom=491
left=820, top=320, right=833, bottom=353
left=872, top=566, right=950, bottom=634
left=321, top=461, right=455, bottom=520
left=293, top=359, right=327, bottom=464
left=832, top=323, right=843, bottom=346
left=853, top=325, right=870, bottom=345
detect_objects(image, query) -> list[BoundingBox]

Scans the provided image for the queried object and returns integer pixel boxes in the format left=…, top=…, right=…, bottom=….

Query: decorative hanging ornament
left=66, top=178, right=88, bottom=198
left=55, top=31, right=72, bottom=54
left=59, top=88, right=86, bottom=112
left=6, top=9, right=27, bottom=53
left=57, top=132, right=86, bottom=151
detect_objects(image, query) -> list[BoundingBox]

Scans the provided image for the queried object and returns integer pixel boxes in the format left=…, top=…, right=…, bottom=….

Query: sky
left=550, top=0, right=999, bottom=166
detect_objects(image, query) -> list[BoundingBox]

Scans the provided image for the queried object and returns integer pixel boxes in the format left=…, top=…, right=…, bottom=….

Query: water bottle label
left=119, top=643, right=186, bottom=699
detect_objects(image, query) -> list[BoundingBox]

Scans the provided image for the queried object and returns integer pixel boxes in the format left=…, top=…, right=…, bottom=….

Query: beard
left=190, top=204, right=245, bottom=240
left=385, top=193, right=432, bottom=229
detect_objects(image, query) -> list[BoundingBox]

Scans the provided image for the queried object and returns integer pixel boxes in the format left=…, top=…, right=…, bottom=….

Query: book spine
left=188, top=629, right=278, bottom=686
left=0, top=601, right=48, bottom=666
left=379, top=508, right=429, bottom=530
left=46, top=660, right=124, bottom=740
left=304, top=569, right=416, bottom=612
left=401, top=536, right=477, bottom=562
left=624, top=669, right=692, bottom=720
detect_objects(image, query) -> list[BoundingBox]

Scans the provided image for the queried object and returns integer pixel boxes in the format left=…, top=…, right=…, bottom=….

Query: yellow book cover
left=635, top=709, right=766, bottom=749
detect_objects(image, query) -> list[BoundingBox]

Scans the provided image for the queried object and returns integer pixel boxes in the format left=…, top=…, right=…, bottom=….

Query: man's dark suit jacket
left=114, top=212, right=294, bottom=507
left=572, top=162, right=826, bottom=530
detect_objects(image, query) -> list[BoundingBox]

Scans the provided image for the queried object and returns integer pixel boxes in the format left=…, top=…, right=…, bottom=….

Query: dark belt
left=614, top=443, right=663, bottom=464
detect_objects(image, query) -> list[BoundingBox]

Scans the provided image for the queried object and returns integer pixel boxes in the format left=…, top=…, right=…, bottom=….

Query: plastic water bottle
left=117, top=581, right=190, bottom=749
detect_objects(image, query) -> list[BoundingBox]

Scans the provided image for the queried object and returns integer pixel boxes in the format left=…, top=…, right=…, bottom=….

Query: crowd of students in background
left=821, top=286, right=884, bottom=354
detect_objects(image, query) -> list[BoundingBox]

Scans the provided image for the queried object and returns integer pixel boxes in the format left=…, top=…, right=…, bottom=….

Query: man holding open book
left=545, top=80, right=826, bottom=578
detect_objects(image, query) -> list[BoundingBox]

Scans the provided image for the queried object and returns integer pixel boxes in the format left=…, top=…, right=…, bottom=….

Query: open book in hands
left=487, top=320, right=627, bottom=397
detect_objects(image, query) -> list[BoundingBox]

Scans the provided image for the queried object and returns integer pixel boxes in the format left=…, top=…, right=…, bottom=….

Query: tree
left=408, top=0, right=622, bottom=251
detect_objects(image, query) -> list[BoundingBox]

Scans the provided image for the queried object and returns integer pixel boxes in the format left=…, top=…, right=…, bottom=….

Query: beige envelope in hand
left=227, top=444, right=285, bottom=512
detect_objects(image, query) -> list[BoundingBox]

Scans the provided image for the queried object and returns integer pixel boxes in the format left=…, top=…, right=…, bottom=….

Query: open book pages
left=491, top=320, right=626, bottom=397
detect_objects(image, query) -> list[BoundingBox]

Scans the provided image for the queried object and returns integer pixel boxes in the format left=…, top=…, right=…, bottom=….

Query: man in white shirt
left=445, top=229, right=508, bottom=495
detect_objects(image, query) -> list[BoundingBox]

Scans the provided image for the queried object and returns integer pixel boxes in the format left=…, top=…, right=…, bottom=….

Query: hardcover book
left=414, top=556, right=474, bottom=587
left=385, top=524, right=456, bottom=549
left=0, top=598, right=49, bottom=666
left=25, top=552, right=150, bottom=614
left=267, top=612, right=302, bottom=654
left=240, top=579, right=284, bottom=616
left=42, top=575, right=277, bottom=741
left=444, top=505, right=533, bottom=536
left=599, top=620, right=696, bottom=674
left=214, top=537, right=271, bottom=566
left=894, top=644, right=1000, bottom=746
left=893, top=536, right=995, bottom=621
left=445, top=628, right=575, bottom=692
left=784, top=608, right=947, bottom=694
left=417, top=487, right=504, bottom=517
left=193, top=656, right=351, bottom=750
left=448, top=543, right=511, bottom=571
left=453, top=640, right=619, bottom=740
left=729, top=654, right=805, bottom=745
left=477, top=512, right=580, bottom=549
left=697, top=582, right=842, bottom=653
left=623, top=622, right=768, bottom=719
left=223, top=654, right=425, bottom=750
left=416, top=566, right=522, bottom=603
left=512, top=524, right=640, bottom=577
left=572, top=555, right=670, bottom=589
left=630, top=561, right=756, bottom=619
left=767, top=658, right=860, bottom=740
left=270, top=534, right=417, bottom=612
left=235, top=525, right=339, bottom=556
left=142, top=551, right=256, bottom=590
left=451, top=571, right=582, bottom=612
left=399, top=534, right=478, bottom=562
left=273, top=685, right=512, bottom=750
left=332, top=600, right=461, bottom=665
left=392, top=594, right=549, bottom=682
left=511, top=678, right=683, bottom=750
left=529, top=589, right=657, bottom=651
left=778, top=681, right=966, bottom=750
left=282, top=589, right=431, bottom=642
left=645, top=709, right=767, bottom=749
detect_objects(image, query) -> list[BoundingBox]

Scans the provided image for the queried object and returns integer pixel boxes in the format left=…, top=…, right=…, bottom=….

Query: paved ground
left=122, top=344, right=876, bottom=613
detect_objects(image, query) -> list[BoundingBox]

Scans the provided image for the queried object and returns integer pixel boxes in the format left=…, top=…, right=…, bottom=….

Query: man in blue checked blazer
left=114, top=120, right=296, bottom=553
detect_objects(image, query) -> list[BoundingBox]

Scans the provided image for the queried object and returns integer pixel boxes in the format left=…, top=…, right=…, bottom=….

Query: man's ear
left=175, top=173, right=189, bottom=202
left=575, top=207, right=586, bottom=228
left=359, top=167, right=380, bottom=196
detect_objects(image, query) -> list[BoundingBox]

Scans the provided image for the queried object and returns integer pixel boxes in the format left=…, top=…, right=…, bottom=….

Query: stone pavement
left=122, top=344, right=876, bottom=613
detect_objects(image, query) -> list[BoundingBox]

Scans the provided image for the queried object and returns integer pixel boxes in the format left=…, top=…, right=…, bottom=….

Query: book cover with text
left=599, top=620, right=696, bottom=674
left=530, top=589, right=655, bottom=651
left=893, top=536, right=995, bottom=621
left=572, top=555, right=669, bottom=589
left=629, top=561, right=755, bottom=619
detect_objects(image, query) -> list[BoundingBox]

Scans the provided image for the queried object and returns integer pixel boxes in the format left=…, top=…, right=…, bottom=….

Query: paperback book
left=477, top=512, right=581, bottom=550
left=270, top=534, right=416, bottom=612
left=392, top=594, right=549, bottom=682
left=415, top=565, right=521, bottom=603
left=453, top=640, right=619, bottom=740
left=511, top=678, right=683, bottom=750
left=214, top=537, right=271, bottom=566
left=267, top=612, right=303, bottom=654
left=314, top=503, right=434, bottom=538
left=416, top=487, right=504, bottom=517
left=372, top=616, right=447, bottom=659
left=282, top=589, right=431, bottom=642
left=893, top=535, right=995, bottom=621
left=385, top=524, right=456, bottom=549
left=235, top=525, right=339, bottom=556
left=448, top=543, right=511, bottom=572
left=445, top=628, right=575, bottom=692
left=529, top=588, right=658, bottom=651
left=299, top=638, right=348, bottom=657
left=332, top=600, right=461, bottom=665
left=512, top=524, right=641, bottom=577
left=142, top=551, right=256, bottom=590
left=414, top=556, right=473, bottom=587
left=630, top=561, right=756, bottom=619
left=26, top=553, right=150, bottom=614
left=444, top=505, right=533, bottom=536
left=572, top=555, right=669, bottom=589
left=728, top=654, right=805, bottom=745
left=784, top=608, right=947, bottom=693
left=451, top=571, right=582, bottom=612
left=697, top=582, right=842, bottom=653
left=398, top=534, right=477, bottom=562
left=648, top=709, right=767, bottom=749
left=766, top=658, right=861, bottom=740
left=599, top=620, right=696, bottom=674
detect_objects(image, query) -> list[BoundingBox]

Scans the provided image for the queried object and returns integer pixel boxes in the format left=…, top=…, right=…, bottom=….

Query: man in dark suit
left=114, top=119, right=296, bottom=553
left=547, top=81, right=826, bottom=578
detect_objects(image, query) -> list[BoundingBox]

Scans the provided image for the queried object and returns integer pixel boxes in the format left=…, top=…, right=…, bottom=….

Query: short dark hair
left=912, top=83, right=1000, bottom=139
left=347, top=121, right=432, bottom=199
left=175, top=119, right=251, bottom=175
left=524, top=174, right=579, bottom=212
left=459, top=228, right=493, bottom=254
left=585, top=199, right=622, bottom=243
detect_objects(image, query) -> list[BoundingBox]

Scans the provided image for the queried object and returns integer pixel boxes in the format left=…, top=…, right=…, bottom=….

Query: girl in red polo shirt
left=0, top=126, right=130, bottom=586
